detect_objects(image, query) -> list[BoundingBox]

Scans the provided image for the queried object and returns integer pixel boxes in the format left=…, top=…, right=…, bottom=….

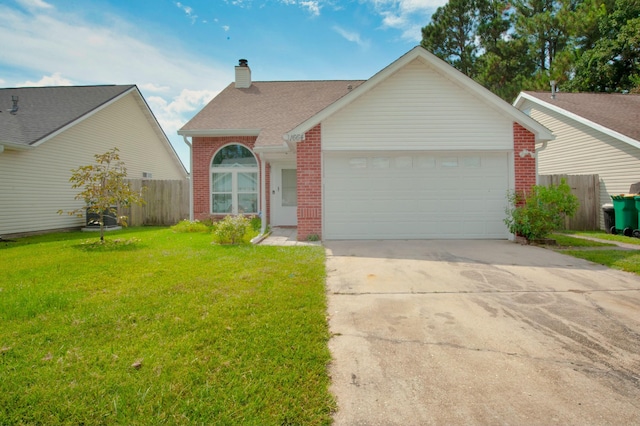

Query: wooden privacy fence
left=120, top=179, right=189, bottom=226
left=539, top=174, right=600, bottom=231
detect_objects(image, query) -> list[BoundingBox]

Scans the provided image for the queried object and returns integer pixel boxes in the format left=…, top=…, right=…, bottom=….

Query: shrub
left=504, top=179, right=579, bottom=240
left=171, top=219, right=210, bottom=233
left=212, top=215, right=252, bottom=245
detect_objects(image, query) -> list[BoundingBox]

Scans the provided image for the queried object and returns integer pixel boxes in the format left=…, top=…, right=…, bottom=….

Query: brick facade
left=190, top=123, right=535, bottom=239
left=191, top=136, right=265, bottom=221
left=296, top=124, right=322, bottom=241
left=513, top=122, right=537, bottom=198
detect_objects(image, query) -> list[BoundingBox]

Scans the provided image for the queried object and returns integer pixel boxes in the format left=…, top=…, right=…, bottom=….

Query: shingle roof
left=0, top=85, right=135, bottom=146
left=179, top=80, right=365, bottom=147
left=522, top=91, right=640, bottom=142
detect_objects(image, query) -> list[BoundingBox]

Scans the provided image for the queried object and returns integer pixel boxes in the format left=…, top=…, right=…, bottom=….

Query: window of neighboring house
left=211, top=144, right=258, bottom=214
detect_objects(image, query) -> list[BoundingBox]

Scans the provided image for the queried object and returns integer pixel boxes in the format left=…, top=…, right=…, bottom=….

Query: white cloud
left=333, top=26, right=370, bottom=49
left=147, top=89, right=217, bottom=146
left=369, top=0, right=447, bottom=41
left=300, top=1, right=321, bottom=16
left=140, top=83, right=172, bottom=93
left=0, top=4, right=230, bottom=169
left=18, top=72, right=73, bottom=87
left=16, top=0, right=53, bottom=10
left=175, top=2, right=198, bottom=24
left=222, top=25, right=230, bottom=31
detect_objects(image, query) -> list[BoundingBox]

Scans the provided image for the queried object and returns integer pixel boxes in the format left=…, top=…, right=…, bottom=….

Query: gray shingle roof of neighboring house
left=0, top=85, right=135, bottom=147
left=179, top=80, right=366, bottom=147
left=522, top=91, right=640, bottom=143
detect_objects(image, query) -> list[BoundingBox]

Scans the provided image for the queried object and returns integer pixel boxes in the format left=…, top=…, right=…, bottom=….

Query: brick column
left=296, top=124, right=322, bottom=241
left=513, top=123, right=536, bottom=198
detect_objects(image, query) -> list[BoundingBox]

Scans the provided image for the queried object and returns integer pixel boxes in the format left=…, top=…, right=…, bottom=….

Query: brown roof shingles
left=180, top=80, right=365, bottom=147
left=524, top=91, right=640, bottom=142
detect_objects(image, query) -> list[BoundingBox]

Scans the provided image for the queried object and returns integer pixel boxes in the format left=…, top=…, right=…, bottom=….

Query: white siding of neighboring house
left=523, top=100, right=640, bottom=228
left=0, top=92, right=186, bottom=236
left=322, top=58, right=514, bottom=151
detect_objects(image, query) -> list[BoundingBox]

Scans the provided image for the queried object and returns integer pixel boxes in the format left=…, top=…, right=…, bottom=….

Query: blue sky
left=0, top=0, right=447, bottom=169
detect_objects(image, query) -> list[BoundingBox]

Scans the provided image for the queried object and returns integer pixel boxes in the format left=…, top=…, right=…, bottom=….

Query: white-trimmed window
left=211, top=144, right=258, bottom=214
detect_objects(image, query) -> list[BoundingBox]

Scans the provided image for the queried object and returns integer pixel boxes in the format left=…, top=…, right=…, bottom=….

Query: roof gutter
left=182, top=135, right=194, bottom=221
left=178, top=129, right=261, bottom=137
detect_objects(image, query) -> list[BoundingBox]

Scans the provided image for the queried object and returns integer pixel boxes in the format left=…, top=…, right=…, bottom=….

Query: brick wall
left=191, top=136, right=266, bottom=221
left=296, top=124, right=322, bottom=241
left=513, top=122, right=536, bottom=198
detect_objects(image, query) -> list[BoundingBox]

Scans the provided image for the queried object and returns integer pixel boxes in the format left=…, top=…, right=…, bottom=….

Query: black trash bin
left=602, top=203, right=615, bottom=234
left=86, top=207, right=118, bottom=227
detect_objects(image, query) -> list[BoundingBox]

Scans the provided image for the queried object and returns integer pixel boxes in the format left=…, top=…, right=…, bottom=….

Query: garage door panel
left=324, top=152, right=510, bottom=239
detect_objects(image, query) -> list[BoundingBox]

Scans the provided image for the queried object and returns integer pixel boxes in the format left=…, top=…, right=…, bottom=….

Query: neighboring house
left=179, top=46, right=553, bottom=241
left=0, top=85, right=187, bottom=236
left=514, top=91, right=640, bottom=228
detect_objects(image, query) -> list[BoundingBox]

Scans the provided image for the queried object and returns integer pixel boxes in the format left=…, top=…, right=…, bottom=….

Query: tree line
left=421, top=0, right=640, bottom=101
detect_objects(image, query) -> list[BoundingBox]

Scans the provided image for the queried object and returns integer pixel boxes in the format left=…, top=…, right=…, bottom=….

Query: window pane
left=212, top=145, right=258, bottom=168
left=238, top=172, right=258, bottom=192
left=282, top=169, right=297, bottom=207
left=212, top=172, right=232, bottom=192
left=238, top=194, right=258, bottom=213
left=212, top=194, right=232, bottom=213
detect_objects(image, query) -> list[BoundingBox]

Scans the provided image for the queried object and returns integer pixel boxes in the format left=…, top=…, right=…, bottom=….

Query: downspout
left=251, top=152, right=268, bottom=243
left=182, top=136, right=194, bottom=221
left=535, top=140, right=548, bottom=185
left=259, top=153, right=267, bottom=235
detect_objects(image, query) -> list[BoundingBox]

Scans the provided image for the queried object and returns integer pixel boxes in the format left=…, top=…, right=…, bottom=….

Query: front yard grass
left=0, top=227, right=334, bottom=425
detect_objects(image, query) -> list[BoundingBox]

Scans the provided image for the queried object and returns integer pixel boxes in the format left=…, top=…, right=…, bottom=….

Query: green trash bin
left=611, top=195, right=638, bottom=236
left=634, top=196, right=640, bottom=238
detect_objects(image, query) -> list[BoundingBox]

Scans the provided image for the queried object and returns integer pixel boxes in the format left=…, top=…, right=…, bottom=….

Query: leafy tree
left=421, top=0, right=485, bottom=77
left=58, top=148, right=145, bottom=242
left=567, top=0, right=640, bottom=92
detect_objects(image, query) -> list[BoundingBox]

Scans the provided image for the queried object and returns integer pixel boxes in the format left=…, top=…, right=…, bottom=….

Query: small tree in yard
left=58, top=148, right=144, bottom=242
left=504, top=179, right=579, bottom=241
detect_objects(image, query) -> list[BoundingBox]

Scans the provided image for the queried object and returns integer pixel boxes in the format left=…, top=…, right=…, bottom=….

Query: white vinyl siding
left=524, top=100, right=640, bottom=228
left=0, top=93, right=186, bottom=236
left=323, top=152, right=510, bottom=239
left=323, top=58, right=513, bottom=151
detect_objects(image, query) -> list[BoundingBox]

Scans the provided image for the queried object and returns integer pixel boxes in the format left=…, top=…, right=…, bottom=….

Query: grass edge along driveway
left=0, top=227, right=335, bottom=425
left=551, top=232, right=640, bottom=276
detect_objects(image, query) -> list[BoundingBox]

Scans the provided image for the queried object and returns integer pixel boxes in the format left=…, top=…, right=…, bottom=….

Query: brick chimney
left=235, top=59, right=251, bottom=89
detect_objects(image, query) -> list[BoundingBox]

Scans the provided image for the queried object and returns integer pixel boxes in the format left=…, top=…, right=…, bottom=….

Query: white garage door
left=324, top=152, right=510, bottom=239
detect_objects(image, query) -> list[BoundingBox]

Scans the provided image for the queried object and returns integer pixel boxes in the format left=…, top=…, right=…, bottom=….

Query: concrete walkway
left=257, top=227, right=322, bottom=246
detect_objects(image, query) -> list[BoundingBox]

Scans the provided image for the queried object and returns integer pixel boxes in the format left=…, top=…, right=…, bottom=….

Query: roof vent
left=235, top=59, right=251, bottom=89
left=10, top=96, right=18, bottom=115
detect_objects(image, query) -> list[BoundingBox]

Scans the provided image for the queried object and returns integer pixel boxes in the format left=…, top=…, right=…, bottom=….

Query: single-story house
left=0, top=84, right=187, bottom=237
left=179, top=46, right=553, bottom=241
left=514, top=91, right=640, bottom=228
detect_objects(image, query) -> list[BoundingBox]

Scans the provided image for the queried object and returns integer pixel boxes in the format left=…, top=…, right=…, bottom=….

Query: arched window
left=211, top=144, right=259, bottom=214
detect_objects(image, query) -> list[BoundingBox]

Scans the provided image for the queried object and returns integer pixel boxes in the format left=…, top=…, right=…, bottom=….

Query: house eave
left=284, top=46, right=555, bottom=144
left=0, top=141, right=32, bottom=151
left=514, top=92, right=640, bottom=150
left=177, top=129, right=261, bottom=137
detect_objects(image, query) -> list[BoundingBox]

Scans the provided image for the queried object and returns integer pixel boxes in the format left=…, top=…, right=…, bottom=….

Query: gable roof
left=179, top=46, right=554, bottom=149
left=178, top=80, right=365, bottom=148
left=0, top=84, right=187, bottom=174
left=285, top=46, right=554, bottom=143
left=0, top=85, right=136, bottom=148
left=514, top=91, right=640, bottom=147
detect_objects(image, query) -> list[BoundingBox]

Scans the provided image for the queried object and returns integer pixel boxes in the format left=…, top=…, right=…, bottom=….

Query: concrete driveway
left=325, top=240, right=640, bottom=425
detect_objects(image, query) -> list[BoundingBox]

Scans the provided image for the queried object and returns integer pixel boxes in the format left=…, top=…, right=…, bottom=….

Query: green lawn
left=551, top=232, right=640, bottom=275
left=0, top=228, right=334, bottom=425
